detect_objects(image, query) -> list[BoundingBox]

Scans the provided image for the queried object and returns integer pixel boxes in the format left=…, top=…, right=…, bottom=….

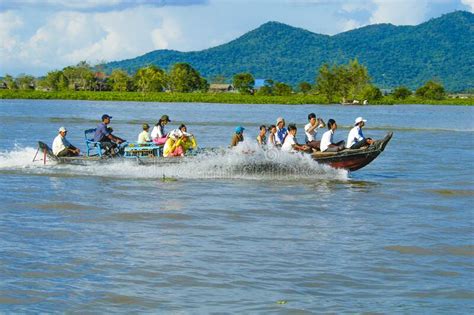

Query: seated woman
left=163, top=124, right=196, bottom=157
left=151, top=115, right=170, bottom=145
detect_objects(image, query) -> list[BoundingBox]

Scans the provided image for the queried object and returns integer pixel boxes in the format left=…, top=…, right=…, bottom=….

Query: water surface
left=0, top=99, right=473, bottom=313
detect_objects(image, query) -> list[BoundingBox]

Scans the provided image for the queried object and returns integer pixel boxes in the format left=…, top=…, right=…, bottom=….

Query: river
left=0, top=99, right=473, bottom=313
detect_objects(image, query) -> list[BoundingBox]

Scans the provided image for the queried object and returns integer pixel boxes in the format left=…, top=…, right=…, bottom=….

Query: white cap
left=182, top=131, right=192, bottom=137
left=354, top=117, right=367, bottom=126
left=276, top=117, right=284, bottom=125
left=58, top=126, right=67, bottom=132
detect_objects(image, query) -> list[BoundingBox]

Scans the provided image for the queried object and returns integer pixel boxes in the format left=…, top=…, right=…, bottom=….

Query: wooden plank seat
left=124, top=143, right=163, bottom=158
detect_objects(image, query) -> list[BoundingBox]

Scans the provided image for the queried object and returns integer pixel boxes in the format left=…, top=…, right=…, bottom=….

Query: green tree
left=62, top=61, right=94, bottom=90
left=393, top=86, right=412, bottom=99
left=316, top=64, right=338, bottom=103
left=360, top=84, right=382, bottom=101
left=134, top=65, right=166, bottom=92
left=273, top=82, right=293, bottom=96
left=199, top=77, right=209, bottom=92
left=16, top=74, right=36, bottom=90
left=298, top=81, right=312, bottom=94
left=168, top=63, right=203, bottom=93
left=256, top=85, right=273, bottom=96
left=316, top=60, right=371, bottom=102
left=40, top=70, right=68, bottom=91
left=233, top=73, right=255, bottom=95
left=415, top=80, right=445, bottom=100
left=4, top=74, right=18, bottom=90
left=347, top=59, right=370, bottom=99
left=109, top=69, right=131, bottom=92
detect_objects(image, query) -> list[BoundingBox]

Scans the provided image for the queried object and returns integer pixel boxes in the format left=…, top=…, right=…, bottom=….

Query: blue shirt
left=276, top=127, right=288, bottom=145
left=93, top=123, right=110, bottom=142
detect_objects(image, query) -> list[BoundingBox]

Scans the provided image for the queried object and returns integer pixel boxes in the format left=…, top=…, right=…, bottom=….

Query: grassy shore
left=0, top=90, right=473, bottom=105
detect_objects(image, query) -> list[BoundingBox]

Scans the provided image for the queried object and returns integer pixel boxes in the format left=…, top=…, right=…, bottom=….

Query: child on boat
left=137, top=123, right=152, bottom=144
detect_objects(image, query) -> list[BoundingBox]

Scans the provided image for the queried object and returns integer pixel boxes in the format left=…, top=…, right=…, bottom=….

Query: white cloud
left=0, top=0, right=208, bottom=12
left=151, top=17, right=183, bottom=49
left=461, top=0, right=474, bottom=11
left=370, top=0, right=429, bottom=25
left=341, top=19, right=363, bottom=32
left=0, top=11, right=23, bottom=54
left=0, top=0, right=467, bottom=76
left=0, top=7, right=186, bottom=74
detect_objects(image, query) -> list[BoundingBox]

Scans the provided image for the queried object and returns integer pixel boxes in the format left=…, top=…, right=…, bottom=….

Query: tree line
left=2, top=59, right=447, bottom=101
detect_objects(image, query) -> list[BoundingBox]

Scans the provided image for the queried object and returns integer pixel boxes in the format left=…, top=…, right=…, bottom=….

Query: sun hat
left=276, top=117, right=285, bottom=125
left=354, top=117, right=367, bottom=126
left=161, top=115, right=171, bottom=122
left=235, top=126, right=245, bottom=134
left=58, top=126, right=67, bottom=132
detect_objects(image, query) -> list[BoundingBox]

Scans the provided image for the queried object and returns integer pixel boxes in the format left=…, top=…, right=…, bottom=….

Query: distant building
left=0, top=82, right=7, bottom=89
left=209, top=83, right=234, bottom=93
left=448, top=93, right=471, bottom=99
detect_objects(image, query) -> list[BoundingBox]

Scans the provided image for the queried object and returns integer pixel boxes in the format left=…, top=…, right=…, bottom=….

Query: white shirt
left=346, top=126, right=364, bottom=148
left=267, top=133, right=276, bottom=148
left=137, top=130, right=151, bottom=143
left=320, top=130, right=334, bottom=152
left=52, top=134, right=72, bottom=155
left=304, top=122, right=321, bottom=142
left=281, top=134, right=296, bottom=153
left=150, top=125, right=165, bottom=139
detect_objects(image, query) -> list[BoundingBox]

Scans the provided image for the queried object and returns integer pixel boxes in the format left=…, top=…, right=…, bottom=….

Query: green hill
left=104, top=11, right=474, bottom=92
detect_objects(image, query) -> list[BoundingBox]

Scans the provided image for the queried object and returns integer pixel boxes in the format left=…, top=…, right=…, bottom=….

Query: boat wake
left=0, top=143, right=348, bottom=181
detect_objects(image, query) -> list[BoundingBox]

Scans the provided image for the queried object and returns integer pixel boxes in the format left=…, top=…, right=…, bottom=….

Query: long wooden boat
left=34, top=132, right=392, bottom=172
left=311, top=132, right=393, bottom=171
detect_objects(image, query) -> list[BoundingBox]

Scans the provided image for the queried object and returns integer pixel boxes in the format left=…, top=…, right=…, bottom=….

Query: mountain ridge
left=104, top=11, right=474, bottom=91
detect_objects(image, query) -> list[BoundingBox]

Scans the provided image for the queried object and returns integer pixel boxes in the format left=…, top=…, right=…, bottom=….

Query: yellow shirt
left=137, top=130, right=151, bottom=143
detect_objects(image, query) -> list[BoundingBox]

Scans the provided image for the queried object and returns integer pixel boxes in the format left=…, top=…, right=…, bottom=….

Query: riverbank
left=1, top=90, right=473, bottom=105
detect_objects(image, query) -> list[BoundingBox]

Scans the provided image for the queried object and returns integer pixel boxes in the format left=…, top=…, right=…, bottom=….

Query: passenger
left=163, top=124, right=196, bottom=157
left=137, top=123, right=152, bottom=144
left=93, top=114, right=125, bottom=155
left=171, top=124, right=197, bottom=152
left=320, top=119, right=345, bottom=152
left=151, top=115, right=170, bottom=145
left=275, top=117, right=287, bottom=147
left=281, top=124, right=310, bottom=153
left=267, top=125, right=277, bottom=148
left=256, top=125, right=267, bottom=146
left=304, top=113, right=325, bottom=151
left=230, top=126, right=245, bottom=147
left=163, top=136, right=184, bottom=157
left=346, top=117, right=374, bottom=149
left=52, top=126, right=80, bottom=157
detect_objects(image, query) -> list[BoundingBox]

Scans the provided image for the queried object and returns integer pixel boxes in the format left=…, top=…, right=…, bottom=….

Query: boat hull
left=311, top=132, right=393, bottom=171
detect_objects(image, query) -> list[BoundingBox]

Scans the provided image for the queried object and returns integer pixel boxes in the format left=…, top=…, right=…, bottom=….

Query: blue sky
left=1, top=0, right=472, bottom=76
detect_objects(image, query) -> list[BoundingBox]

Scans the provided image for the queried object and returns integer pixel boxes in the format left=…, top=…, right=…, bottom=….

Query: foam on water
left=0, top=142, right=348, bottom=181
